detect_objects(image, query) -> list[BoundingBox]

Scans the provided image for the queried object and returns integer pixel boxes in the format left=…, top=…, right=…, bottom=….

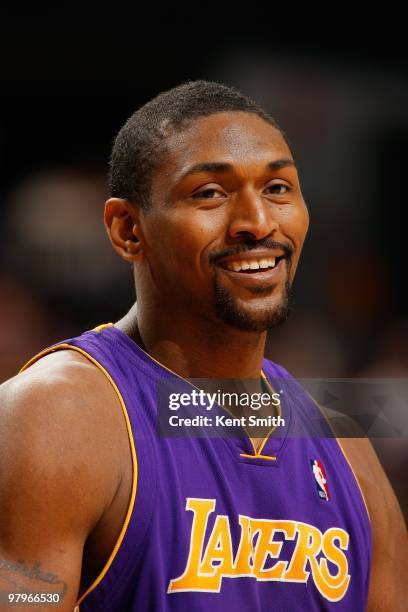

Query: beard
left=212, top=275, right=294, bottom=332
left=208, top=237, right=296, bottom=333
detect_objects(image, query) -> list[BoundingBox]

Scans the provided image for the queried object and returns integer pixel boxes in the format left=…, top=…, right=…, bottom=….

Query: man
left=0, top=81, right=406, bottom=611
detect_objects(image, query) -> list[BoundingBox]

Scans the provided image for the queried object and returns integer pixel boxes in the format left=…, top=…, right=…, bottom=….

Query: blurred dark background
left=0, top=8, right=407, bottom=518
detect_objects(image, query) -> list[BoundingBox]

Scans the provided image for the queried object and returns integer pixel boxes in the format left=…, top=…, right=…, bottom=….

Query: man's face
left=137, top=111, right=309, bottom=332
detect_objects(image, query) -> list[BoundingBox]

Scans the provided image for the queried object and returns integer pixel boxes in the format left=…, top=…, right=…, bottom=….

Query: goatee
left=213, top=278, right=294, bottom=332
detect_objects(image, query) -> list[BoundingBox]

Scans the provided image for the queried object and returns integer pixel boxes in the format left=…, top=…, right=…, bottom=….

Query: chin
left=213, top=281, right=293, bottom=332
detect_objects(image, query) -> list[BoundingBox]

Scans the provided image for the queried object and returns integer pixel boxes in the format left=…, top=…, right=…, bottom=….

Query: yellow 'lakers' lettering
left=319, top=528, right=351, bottom=600
left=233, top=516, right=254, bottom=574
left=167, top=498, right=351, bottom=602
left=284, top=521, right=322, bottom=581
left=251, top=519, right=296, bottom=580
left=200, top=515, right=234, bottom=590
left=167, top=498, right=216, bottom=591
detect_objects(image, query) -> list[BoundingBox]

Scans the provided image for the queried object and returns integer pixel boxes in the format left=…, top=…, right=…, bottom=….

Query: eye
left=191, top=187, right=226, bottom=199
left=265, top=183, right=291, bottom=196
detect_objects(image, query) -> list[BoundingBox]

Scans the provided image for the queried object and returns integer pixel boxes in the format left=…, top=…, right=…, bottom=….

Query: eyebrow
left=267, top=158, right=295, bottom=171
left=178, top=158, right=296, bottom=181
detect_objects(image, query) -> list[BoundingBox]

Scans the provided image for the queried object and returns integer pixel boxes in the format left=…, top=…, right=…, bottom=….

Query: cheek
left=296, top=205, right=310, bottom=245
left=279, top=204, right=309, bottom=247
left=146, top=210, right=220, bottom=272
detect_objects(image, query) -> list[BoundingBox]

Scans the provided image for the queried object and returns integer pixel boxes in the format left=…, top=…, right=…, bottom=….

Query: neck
left=115, top=300, right=267, bottom=379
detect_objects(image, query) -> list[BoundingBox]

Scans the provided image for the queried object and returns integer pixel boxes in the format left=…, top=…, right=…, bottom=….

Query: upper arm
left=340, top=437, right=408, bottom=611
left=0, top=354, right=121, bottom=611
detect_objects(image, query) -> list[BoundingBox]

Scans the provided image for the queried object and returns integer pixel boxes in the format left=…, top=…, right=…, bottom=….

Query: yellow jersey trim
left=240, top=371, right=282, bottom=458
left=239, top=453, right=277, bottom=460
left=334, top=437, right=371, bottom=522
left=19, top=336, right=138, bottom=608
left=92, top=322, right=114, bottom=332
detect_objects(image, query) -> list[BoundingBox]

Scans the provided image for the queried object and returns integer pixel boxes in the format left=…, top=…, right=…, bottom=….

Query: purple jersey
left=21, top=323, right=372, bottom=611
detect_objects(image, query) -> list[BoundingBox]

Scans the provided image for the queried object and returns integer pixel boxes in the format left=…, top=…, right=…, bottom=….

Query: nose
left=227, top=187, right=279, bottom=241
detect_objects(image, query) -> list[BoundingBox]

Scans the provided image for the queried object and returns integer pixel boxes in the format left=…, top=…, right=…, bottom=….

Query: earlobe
left=124, top=238, right=141, bottom=255
left=104, top=198, right=143, bottom=262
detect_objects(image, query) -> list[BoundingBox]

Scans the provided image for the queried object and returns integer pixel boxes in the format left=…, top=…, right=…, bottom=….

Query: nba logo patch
left=311, top=459, right=330, bottom=501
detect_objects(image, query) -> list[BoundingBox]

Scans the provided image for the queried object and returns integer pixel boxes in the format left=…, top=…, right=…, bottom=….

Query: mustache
left=208, top=238, right=294, bottom=266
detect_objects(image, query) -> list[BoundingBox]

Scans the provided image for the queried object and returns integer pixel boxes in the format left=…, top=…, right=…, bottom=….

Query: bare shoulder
left=3, top=345, right=127, bottom=465
left=0, top=348, right=128, bottom=535
left=0, top=349, right=129, bottom=609
left=337, top=436, right=405, bottom=526
left=338, top=436, right=408, bottom=611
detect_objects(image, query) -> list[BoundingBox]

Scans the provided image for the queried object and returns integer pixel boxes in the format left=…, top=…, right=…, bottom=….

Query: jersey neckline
left=97, top=322, right=292, bottom=466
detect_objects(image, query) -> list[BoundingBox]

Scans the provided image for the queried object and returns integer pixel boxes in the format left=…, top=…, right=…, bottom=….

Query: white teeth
left=225, top=256, right=279, bottom=272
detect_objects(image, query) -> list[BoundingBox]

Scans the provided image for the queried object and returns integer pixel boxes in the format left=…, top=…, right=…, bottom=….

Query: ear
left=104, top=198, right=143, bottom=263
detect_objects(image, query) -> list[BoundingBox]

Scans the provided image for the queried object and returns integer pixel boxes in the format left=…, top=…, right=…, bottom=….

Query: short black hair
left=109, top=80, right=290, bottom=210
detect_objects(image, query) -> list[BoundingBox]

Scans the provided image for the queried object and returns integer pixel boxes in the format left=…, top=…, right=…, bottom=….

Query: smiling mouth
left=219, top=255, right=285, bottom=274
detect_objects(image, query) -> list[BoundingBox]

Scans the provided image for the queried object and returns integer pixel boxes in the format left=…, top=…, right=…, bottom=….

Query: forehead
left=161, top=111, right=293, bottom=177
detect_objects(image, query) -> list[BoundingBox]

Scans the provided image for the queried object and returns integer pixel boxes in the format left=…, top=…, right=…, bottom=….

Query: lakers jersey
left=21, top=323, right=371, bottom=611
